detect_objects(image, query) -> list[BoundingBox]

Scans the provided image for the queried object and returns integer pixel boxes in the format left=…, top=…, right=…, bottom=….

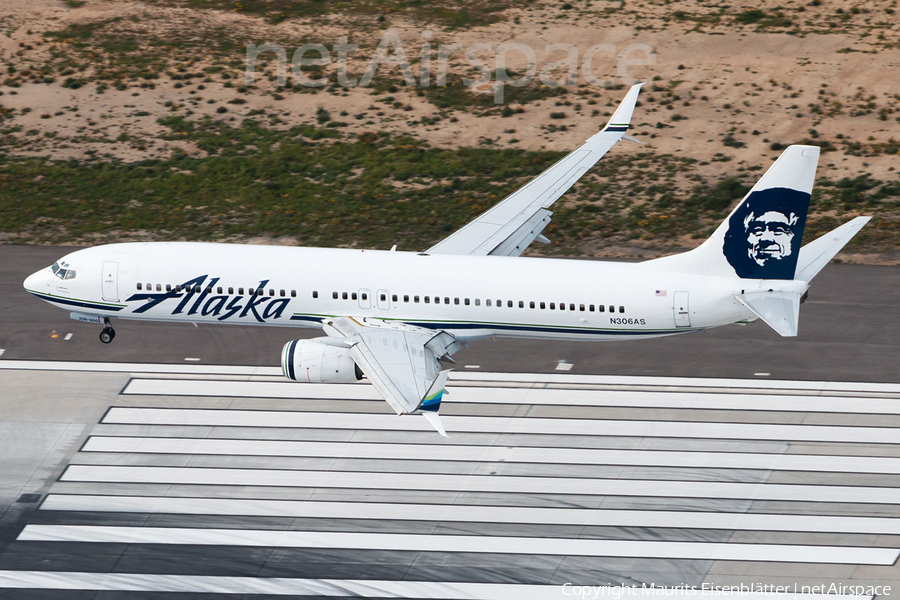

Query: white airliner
left=24, top=84, right=869, bottom=435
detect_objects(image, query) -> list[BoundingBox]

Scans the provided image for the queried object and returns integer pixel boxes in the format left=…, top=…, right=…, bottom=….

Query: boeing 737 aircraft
left=24, top=84, right=870, bottom=435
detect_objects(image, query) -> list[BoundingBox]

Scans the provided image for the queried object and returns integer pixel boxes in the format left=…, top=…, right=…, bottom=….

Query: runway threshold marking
left=120, top=378, right=900, bottom=414
left=58, top=465, right=900, bottom=504
left=17, top=525, right=899, bottom=564
left=80, top=436, right=900, bottom=475
left=100, top=408, right=900, bottom=444
left=39, top=495, right=900, bottom=535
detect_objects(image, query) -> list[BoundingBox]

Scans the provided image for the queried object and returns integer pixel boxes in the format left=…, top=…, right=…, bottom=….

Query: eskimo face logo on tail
left=722, top=187, right=810, bottom=280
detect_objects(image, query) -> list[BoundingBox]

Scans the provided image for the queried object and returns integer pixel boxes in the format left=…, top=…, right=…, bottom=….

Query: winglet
left=602, top=83, right=643, bottom=133
left=418, top=369, right=451, bottom=437
left=422, top=411, right=448, bottom=437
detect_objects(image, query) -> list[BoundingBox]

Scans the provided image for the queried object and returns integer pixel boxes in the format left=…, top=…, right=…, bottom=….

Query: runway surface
left=1, top=362, right=899, bottom=598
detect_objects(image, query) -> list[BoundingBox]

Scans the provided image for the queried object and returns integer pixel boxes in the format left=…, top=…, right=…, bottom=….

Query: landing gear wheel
left=99, top=327, right=115, bottom=344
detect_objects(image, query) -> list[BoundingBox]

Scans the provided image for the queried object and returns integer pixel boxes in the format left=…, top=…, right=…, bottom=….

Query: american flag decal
left=655, top=290, right=667, bottom=297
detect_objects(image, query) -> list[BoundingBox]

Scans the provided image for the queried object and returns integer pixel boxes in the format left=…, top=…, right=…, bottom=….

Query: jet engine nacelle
left=281, top=338, right=363, bottom=383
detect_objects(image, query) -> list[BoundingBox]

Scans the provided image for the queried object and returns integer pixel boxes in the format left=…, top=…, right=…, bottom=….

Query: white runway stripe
left=5, top=360, right=900, bottom=394
left=40, top=495, right=900, bottom=535
left=17, top=525, right=899, bottom=564
left=81, top=436, right=900, bottom=475
left=0, top=572, right=876, bottom=599
left=59, top=466, right=900, bottom=504
left=121, top=379, right=900, bottom=415
left=102, top=408, right=900, bottom=444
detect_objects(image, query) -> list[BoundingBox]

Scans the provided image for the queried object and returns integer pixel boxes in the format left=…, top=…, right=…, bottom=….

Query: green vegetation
left=1, top=120, right=895, bottom=255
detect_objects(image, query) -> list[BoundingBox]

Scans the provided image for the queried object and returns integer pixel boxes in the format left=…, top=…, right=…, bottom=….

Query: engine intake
left=281, top=338, right=363, bottom=383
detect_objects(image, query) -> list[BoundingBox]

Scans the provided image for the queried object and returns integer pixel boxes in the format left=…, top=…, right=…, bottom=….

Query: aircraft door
left=101, top=261, right=119, bottom=302
left=673, top=291, right=691, bottom=327
left=377, top=289, right=390, bottom=310
left=358, top=289, right=371, bottom=309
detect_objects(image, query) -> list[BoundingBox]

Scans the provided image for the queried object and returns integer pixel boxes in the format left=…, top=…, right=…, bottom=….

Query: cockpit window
left=51, top=261, right=76, bottom=280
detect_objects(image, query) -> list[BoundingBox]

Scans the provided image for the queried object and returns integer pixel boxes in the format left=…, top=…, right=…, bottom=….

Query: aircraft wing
left=426, top=83, right=643, bottom=257
left=323, top=317, right=461, bottom=436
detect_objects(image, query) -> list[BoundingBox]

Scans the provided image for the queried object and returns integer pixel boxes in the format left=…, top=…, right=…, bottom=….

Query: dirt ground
left=1, top=0, right=898, bottom=260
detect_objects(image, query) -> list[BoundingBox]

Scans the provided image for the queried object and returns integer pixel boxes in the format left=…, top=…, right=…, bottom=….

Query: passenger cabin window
left=166, top=284, right=172, bottom=292
left=205, top=286, right=213, bottom=294
left=465, top=298, right=470, bottom=306
left=291, top=290, right=297, bottom=298
left=454, top=298, right=460, bottom=305
left=175, top=285, right=183, bottom=292
left=342, top=292, right=348, bottom=300
left=404, top=295, right=410, bottom=302
left=609, top=305, right=614, bottom=313
left=333, top=292, right=339, bottom=299
left=589, top=304, right=595, bottom=312
left=598, top=305, right=605, bottom=312
left=475, top=299, right=481, bottom=306
left=312, top=291, right=318, bottom=298
left=529, top=301, right=535, bottom=309
left=137, top=283, right=142, bottom=290
left=414, top=295, right=420, bottom=303
left=380, top=293, right=387, bottom=302
left=540, top=302, right=545, bottom=309
left=424, top=296, right=430, bottom=304
left=280, top=290, right=285, bottom=297
left=392, top=294, right=398, bottom=302
left=238, top=287, right=244, bottom=295
left=352, top=292, right=358, bottom=300
left=507, top=301, right=513, bottom=308
left=580, top=304, right=585, bottom=311
left=518, top=301, right=524, bottom=308
left=550, top=302, right=555, bottom=309
left=487, top=300, right=492, bottom=307
left=361, top=292, right=368, bottom=300
left=269, top=289, right=275, bottom=297
left=619, top=306, right=625, bottom=313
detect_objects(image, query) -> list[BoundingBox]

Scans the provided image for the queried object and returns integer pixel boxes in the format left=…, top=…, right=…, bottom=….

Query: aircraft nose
left=23, top=269, right=46, bottom=293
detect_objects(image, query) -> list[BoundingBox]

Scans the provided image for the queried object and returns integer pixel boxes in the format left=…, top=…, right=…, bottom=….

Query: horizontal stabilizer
left=795, top=216, right=871, bottom=282
left=735, top=290, right=802, bottom=337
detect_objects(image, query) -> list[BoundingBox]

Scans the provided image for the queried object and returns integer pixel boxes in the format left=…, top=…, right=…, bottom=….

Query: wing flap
left=326, top=318, right=459, bottom=427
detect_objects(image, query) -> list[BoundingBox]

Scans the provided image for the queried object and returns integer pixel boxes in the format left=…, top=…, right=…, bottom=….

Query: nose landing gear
left=99, top=318, right=116, bottom=344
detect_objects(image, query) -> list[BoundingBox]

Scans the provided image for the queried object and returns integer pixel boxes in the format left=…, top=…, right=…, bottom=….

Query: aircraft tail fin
left=642, top=145, right=820, bottom=281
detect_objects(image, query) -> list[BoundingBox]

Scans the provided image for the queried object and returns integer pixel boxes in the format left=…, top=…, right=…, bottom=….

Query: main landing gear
left=99, top=318, right=116, bottom=344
